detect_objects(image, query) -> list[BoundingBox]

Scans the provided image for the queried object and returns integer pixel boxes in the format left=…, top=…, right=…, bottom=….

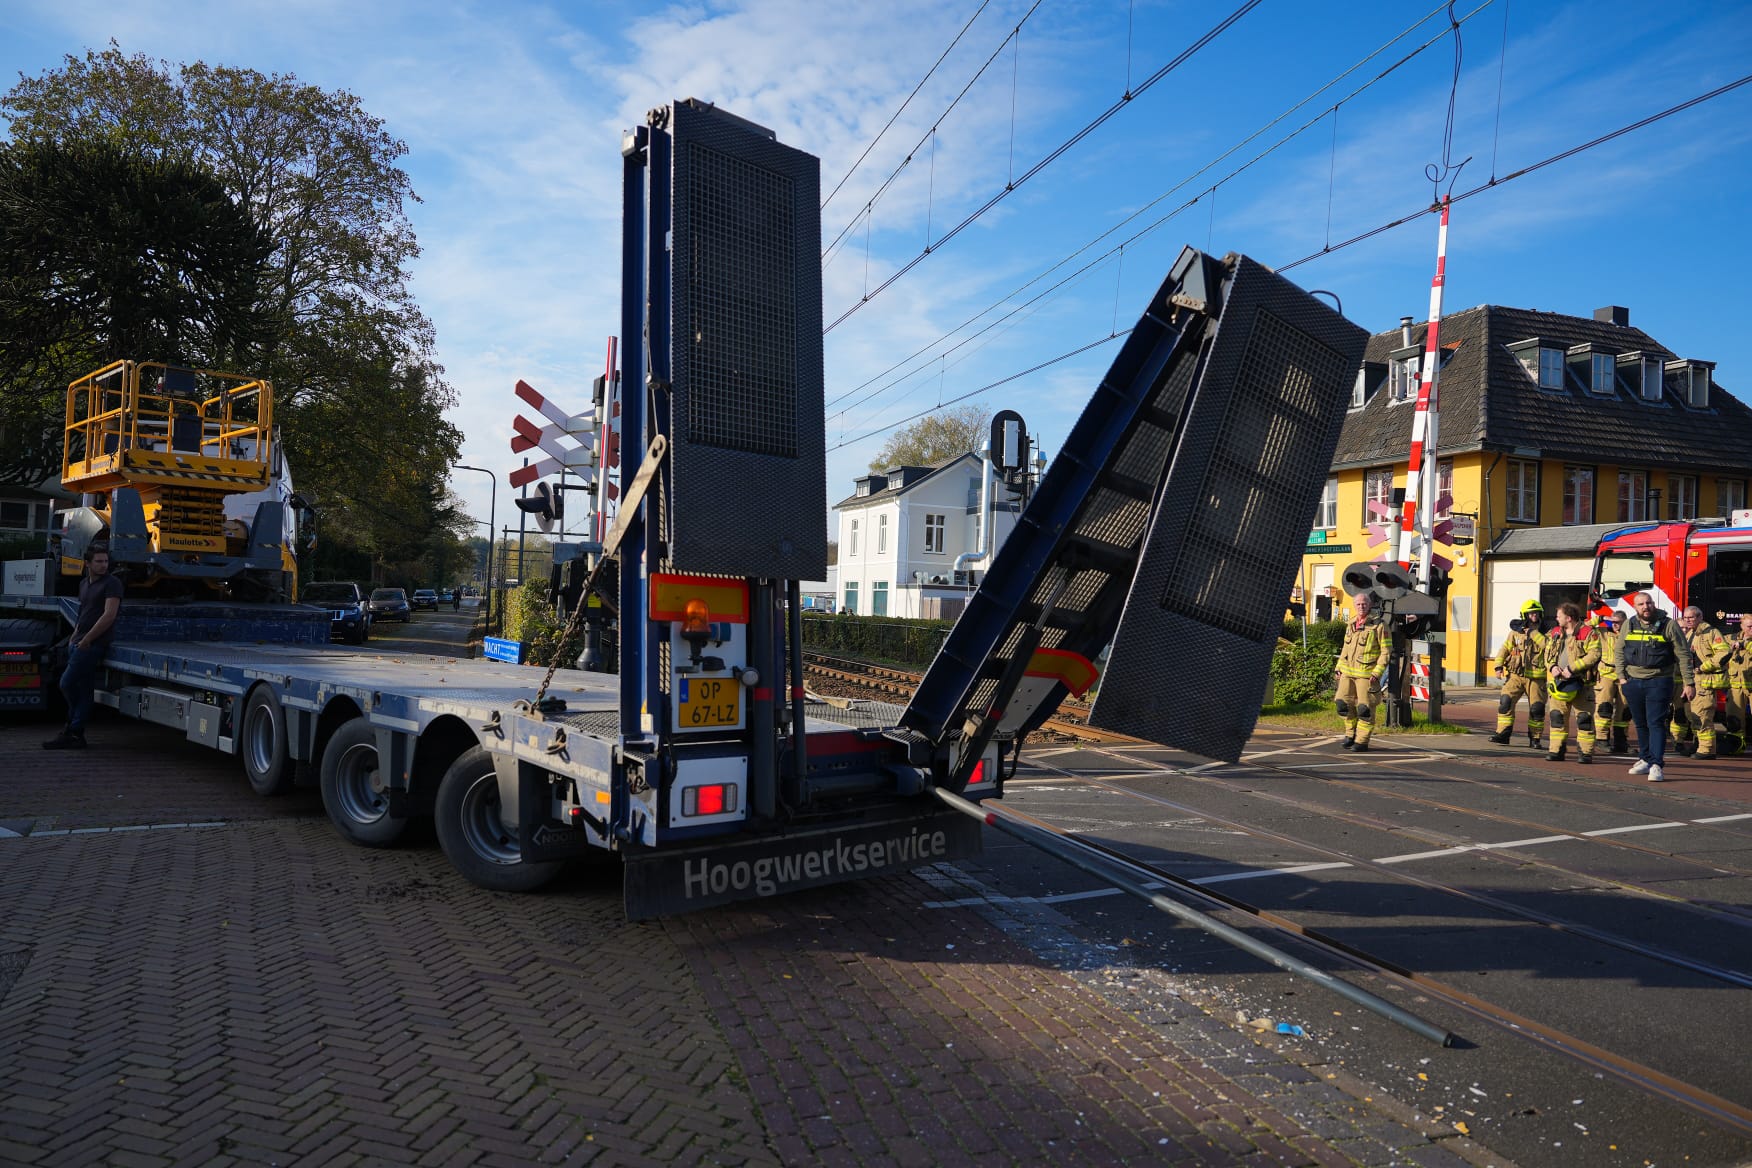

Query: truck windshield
left=1596, top=551, right=1655, bottom=599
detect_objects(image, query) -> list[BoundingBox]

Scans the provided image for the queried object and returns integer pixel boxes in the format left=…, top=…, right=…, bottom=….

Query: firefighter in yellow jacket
left=1726, top=612, right=1752, bottom=755
left=1542, top=602, right=1602, bottom=762
left=1333, top=592, right=1390, bottom=752
left=1673, top=606, right=1732, bottom=759
left=1489, top=599, right=1549, bottom=747
left=1590, top=612, right=1631, bottom=755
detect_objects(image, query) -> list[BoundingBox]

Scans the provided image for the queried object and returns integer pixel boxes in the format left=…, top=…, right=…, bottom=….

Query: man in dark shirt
left=43, top=545, right=124, bottom=749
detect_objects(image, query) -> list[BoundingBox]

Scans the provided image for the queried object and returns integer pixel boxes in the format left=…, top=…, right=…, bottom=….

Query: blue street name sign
left=483, top=636, right=527, bottom=664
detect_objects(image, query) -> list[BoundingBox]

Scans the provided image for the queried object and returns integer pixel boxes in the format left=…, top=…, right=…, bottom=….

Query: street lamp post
left=453, top=464, right=497, bottom=635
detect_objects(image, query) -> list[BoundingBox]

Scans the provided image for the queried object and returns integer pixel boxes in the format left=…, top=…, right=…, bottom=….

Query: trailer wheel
left=240, top=686, right=293, bottom=797
left=435, top=746, right=564, bottom=892
left=319, top=719, right=406, bottom=847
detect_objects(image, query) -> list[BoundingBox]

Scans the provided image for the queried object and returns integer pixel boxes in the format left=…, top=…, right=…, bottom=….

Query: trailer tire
left=240, top=686, right=294, bottom=797
left=435, top=745, right=564, bottom=892
left=319, top=719, right=407, bottom=847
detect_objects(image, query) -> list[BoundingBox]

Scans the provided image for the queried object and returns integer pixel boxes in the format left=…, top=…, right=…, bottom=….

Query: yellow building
left=1300, top=303, right=1752, bottom=686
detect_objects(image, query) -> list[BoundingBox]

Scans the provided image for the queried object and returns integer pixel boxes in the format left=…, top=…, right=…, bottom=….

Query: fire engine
left=1591, top=513, right=1752, bottom=624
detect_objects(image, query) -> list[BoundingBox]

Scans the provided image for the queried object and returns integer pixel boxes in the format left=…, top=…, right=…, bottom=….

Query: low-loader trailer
left=4, top=100, right=1366, bottom=919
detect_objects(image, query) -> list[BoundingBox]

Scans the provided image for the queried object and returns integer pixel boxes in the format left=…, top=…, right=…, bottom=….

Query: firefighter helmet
left=1520, top=599, right=1544, bottom=616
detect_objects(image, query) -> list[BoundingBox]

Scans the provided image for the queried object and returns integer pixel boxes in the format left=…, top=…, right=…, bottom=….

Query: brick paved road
left=1, top=713, right=1506, bottom=1166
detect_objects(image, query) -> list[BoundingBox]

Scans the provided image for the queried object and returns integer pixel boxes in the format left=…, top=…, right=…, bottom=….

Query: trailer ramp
left=900, top=248, right=1366, bottom=776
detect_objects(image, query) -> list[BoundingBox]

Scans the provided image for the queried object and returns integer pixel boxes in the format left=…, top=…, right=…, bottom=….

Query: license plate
left=677, top=676, right=740, bottom=729
left=0, top=662, right=35, bottom=673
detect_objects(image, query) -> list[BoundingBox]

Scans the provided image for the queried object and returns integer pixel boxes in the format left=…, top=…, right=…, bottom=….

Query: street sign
left=1307, top=543, right=1352, bottom=554
left=482, top=636, right=526, bottom=664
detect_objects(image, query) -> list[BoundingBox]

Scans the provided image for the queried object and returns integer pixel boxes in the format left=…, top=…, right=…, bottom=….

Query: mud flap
left=621, top=806, right=981, bottom=920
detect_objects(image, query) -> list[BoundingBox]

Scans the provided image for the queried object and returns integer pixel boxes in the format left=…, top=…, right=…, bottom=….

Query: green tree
left=867, top=404, right=989, bottom=472
left=0, top=137, right=274, bottom=484
left=3, top=44, right=460, bottom=559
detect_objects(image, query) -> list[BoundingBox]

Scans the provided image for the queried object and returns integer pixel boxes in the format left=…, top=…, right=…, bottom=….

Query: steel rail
left=1053, top=754, right=1752, bottom=991
left=1232, top=746, right=1752, bottom=887
left=970, top=785, right=1752, bottom=1140
left=932, top=786, right=1457, bottom=1046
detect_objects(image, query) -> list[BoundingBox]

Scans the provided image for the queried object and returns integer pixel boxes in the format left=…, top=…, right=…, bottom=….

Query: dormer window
left=1389, top=356, right=1419, bottom=402
left=1350, top=368, right=1367, bottom=409
left=1509, top=338, right=1566, bottom=390
left=1684, top=360, right=1713, bottom=408
left=1567, top=344, right=1618, bottom=395
left=1621, top=352, right=1665, bottom=402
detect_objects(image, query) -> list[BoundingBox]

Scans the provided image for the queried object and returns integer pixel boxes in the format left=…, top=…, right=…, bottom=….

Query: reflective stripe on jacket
left=1338, top=617, right=1390, bottom=679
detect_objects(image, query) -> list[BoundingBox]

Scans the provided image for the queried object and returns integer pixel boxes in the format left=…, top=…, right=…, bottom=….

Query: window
left=1539, top=348, right=1565, bottom=390
left=967, top=477, right=981, bottom=508
left=1389, top=357, right=1419, bottom=402
left=1668, top=474, right=1698, bottom=520
left=1591, top=353, right=1615, bottom=395
left=1562, top=466, right=1594, bottom=525
left=1595, top=551, right=1654, bottom=600
left=0, top=501, right=30, bottom=530
left=1350, top=369, right=1367, bottom=409
left=843, top=582, right=859, bottom=614
left=1710, top=548, right=1752, bottom=619
left=848, top=519, right=859, bottom=557
left=1641, top=356, right=1664, bottom=402
left=1363, top=468, right=1394, bottom=525
left=1685, top=363, right=1712, bottom=408
left=1314, top=477, right=1338, bottom=530
left=1618, top=470, right=1650, bottom=522
left=1718, top=479, right=1746, bottom=518
left=876, top=514, right=888, bottom=555
left=1435, top=460, right=1453, bottom=518
left=923, top=513, right=946, bottom=554
left=1505, top=458, right=1538, bottom=523
left=871, top=581, right=889, bottom=616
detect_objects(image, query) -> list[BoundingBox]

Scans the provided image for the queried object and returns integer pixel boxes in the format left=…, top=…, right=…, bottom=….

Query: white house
left=833, top=453, right=1024, bottom=619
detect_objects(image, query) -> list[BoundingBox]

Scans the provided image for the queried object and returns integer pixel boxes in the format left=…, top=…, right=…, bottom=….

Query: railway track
left=999, top=741, right=1752, bottom=1142
left=801, top=652, right=1141, bottom=743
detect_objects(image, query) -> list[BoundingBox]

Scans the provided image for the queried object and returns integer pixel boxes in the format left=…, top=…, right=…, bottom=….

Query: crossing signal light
left=515, top=481, right=563, bottom=533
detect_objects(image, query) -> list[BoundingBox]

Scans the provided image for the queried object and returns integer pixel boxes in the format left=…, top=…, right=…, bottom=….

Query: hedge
left=801, top=613, right=953, bottom=669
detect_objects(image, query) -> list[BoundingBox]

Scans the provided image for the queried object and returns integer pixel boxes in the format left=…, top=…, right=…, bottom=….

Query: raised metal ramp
left=900, top=247, right=1367, bottom=776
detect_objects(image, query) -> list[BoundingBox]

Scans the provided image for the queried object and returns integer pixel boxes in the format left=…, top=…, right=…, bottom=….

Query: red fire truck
left=1592, top=516, right=1752, bottom=623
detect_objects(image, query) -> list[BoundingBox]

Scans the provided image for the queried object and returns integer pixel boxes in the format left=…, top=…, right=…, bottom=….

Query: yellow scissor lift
left=58, top=360, right=290, bottom=597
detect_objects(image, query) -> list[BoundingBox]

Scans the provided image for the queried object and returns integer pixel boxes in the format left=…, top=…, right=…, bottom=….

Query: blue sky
left=4, top=0, right=1751, bottom=538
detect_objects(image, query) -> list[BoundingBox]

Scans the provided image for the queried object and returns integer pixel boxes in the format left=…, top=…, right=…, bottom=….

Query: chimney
left=1400, top=316, right=1414, bottom=347
left=1595, top=305, right=1630, bottom=327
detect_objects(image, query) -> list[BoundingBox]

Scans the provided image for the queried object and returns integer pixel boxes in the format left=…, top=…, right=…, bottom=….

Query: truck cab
left=1593, top=515, right=1752, bottom=624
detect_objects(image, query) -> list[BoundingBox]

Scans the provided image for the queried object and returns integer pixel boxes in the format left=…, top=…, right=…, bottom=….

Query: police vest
left=1622, top=618, right=1676, bottom=670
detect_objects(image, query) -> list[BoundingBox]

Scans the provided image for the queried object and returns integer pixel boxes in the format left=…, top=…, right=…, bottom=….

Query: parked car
left=369, top=587, right=412, bottom=623
left=411, top=588, right=439, bottom=611
left=303, top=581, right=371, bottom=644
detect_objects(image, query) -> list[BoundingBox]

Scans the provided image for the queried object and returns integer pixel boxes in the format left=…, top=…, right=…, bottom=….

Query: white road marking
left=1480, top=834, right=1575, bottom=851
left=1694, top=813, right=1752, bottom=825
left=1377, top=846, right=1477, bottom=864
left=1193, top=862, right=1351, bottom=885
left=1584, top=822, right=1687, bottom=836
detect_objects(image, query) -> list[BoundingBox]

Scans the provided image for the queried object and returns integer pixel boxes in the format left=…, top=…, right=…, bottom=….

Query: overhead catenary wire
left=821, top=0, right=1046, bottom=268
left=836, top=68, right=1752, bottom=454
left=823, top=0, right=1265, bottom=333
left=824, top=0, right=1486, bottom=416
left=820, top=0, right=994, bottom=214
left=1280, top=69, right=1752, bottom=272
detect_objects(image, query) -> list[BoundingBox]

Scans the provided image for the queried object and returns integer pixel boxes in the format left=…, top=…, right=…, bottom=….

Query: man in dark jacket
left=43, top=545, right=124, bottom=749
left=1613, top=592, right=1694, bottom=783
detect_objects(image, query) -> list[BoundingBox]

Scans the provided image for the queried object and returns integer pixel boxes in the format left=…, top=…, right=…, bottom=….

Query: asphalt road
left=359, top=602, right=480, bottom=657
left=955, top=725, right=1752, bottom=1168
